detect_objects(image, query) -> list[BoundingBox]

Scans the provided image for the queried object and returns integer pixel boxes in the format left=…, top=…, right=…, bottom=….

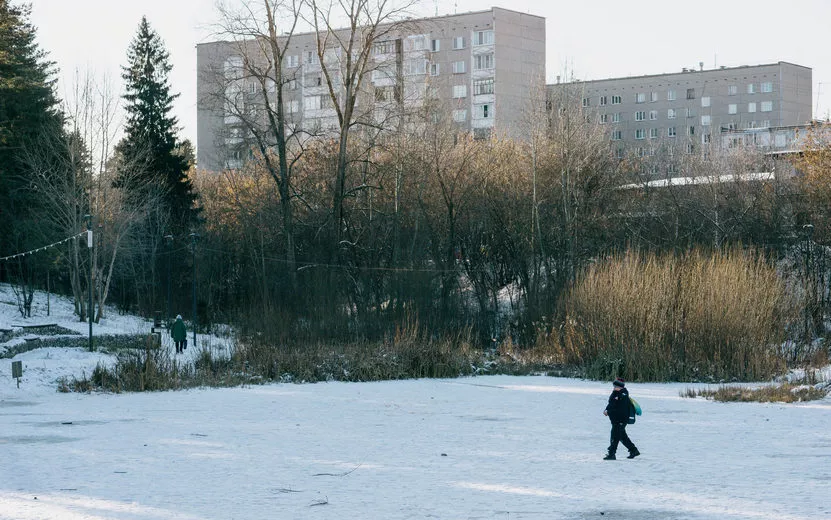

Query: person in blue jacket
left=603, top=378, right=640, bottom=460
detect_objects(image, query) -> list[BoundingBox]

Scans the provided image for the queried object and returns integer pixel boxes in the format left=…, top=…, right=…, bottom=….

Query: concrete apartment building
left=553, top=62, right=812, bottom=161
left=196, top=7, right=545, bottom=171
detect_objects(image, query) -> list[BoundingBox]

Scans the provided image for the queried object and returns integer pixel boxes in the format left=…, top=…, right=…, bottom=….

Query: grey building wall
left=196, top=7, right=546, bottom=171
left=551, top=62, right=812, bottom=160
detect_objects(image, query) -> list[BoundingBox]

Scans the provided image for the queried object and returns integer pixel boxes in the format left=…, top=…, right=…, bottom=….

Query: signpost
left=12, top=360, right=22, bottom=388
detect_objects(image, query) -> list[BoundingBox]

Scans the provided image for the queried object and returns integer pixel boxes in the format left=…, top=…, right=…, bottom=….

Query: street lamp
left=164, top=234, right=173, bottom=326
left=84, top=214, right=93, bottom=352
left=189, top=232, right=199, bottom=346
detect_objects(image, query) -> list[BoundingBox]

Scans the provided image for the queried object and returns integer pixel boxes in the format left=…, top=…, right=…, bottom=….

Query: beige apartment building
left=196, top=7, right=545, bottom=171
left=552, top=62, right=812, bottom=161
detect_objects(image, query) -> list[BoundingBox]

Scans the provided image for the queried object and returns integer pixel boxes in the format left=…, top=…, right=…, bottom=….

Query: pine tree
left=0, top=0, right=63, bottom=266
left=116, top=16, right=199, bottom=235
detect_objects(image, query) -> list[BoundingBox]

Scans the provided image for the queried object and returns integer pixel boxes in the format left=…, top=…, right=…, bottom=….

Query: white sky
left=30, top=0, right=831, bottom=149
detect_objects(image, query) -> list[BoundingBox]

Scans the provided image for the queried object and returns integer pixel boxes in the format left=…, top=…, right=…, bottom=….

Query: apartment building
left=196, top=7, right=545, bottom=171
left=553, top=62, right=812, bottom=162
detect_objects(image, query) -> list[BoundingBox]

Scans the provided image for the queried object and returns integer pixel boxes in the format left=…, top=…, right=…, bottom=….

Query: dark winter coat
left=171, top=318, right=187, bottom=342
left=605, top=387, right=631, bottom=424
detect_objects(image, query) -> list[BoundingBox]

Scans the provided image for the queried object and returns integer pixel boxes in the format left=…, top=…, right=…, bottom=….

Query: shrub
left=682, top=384, right=828, bottom=403
left=557, top=247, right=793, bottom=382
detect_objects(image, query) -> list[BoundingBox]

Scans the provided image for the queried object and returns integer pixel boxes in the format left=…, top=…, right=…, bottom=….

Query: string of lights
left=0, top=231, right=87, bottom=263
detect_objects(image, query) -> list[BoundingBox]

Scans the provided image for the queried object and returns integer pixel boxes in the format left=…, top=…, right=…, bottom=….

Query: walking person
left=603, top=377, right=640, bottom=460
left=171, top=314, right=187, bottom=354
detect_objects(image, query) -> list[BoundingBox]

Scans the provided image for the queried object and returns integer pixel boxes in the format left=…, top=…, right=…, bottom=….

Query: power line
left=198, top=246, right=469, bottom=274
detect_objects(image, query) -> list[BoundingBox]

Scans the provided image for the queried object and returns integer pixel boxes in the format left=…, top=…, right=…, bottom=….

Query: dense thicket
left=0, top=0, right=63, bottom=282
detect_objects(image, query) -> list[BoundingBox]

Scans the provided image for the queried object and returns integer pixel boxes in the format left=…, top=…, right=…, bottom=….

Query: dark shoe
left=627, top=450, right=640, bottom=459
left=603, top=453, right=616, bottom=460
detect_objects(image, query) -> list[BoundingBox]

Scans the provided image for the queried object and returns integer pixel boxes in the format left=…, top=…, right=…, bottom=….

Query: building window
left=701, top=96, right=710, bottom=107
left=686, top=143, right=695, bottom=154
left=452, top=109, right=467, bottom=122
left=649, top=110, right=658, bottom=121
left=599, top=95, right=608, bottom=106
left=667, top=89, right=676, bottom=101
left=612, top=95, right=622, bottom=105
left=303, top=95, right=322, bottom=111
left=762, top=120, right=770, bottom=128
left=616, top=147, right=625, bottom=159
left=668, top=127, right=676, bottom=137
left=701, top=115, right=711, bottom=126
left=404, top=59, right=427, bottom=76
left=287, top=99, right=300, bottom=113
left=582, top=97, right=590, bottom=107
left=635, top=111, right=646, bottom=121
left=474, top=103, right=492, bottom=119
left=611, top=130, right=623, bottom=140
left=373, top=40, right=395, bottom=55
left=452, top=85, right=467, bottom=98
left=305, top=73, right=321, bottom=87
left=375, top=86, right=397, bottom=102
left=686, top=108, right=696, bottom=118
left=761, top=82, right=773, bottom=93
left=599, top=114, right=608, bottom=124
left=688, top=126, right=695, bottom=136
left=761, top=101, right=773, bottom=112
left=612, top=112, right=621, bottom=123
left=636, top=92, right=646, bottom=103
left=747, top=83, right=756, bottom=94
left=473, top=53, right=494, bottom=70
left=667, top=108, right=676, bottom=119
left=650, top=91, right=658, bottom=102
left=473, top=78, right=494, bottom=95
left=748, top=102, right=757, bottom=113
left=305, top=50, right=318, bottom=65
left=473, top=30, right=494, bottom=46
left=649, top=128, right=659, bottom=139
left=452, top=36, right=465, bottom=50
left=728, top=103, right=737, bottom=114
left=686, top=88, right=695, bottom=100
left=728, top=85, right=737, bottom=95
left=431, top=39, right=440, bottom=52
left=285, top=55, right=299, bottom=68
left=637, top=147, right=646, bottom=157
left=635, top=129, right=645, bottom=140
left=430, top=63, right=440, bottom=76
left=703, top=133, right=711, bottom=144
left=452, top=61, right=466, bottom=74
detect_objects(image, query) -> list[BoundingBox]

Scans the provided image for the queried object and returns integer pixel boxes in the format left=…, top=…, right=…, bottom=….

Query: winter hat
left=176, top=315, right=182, bottom=320
left=612, top=377, right=625, bottom=388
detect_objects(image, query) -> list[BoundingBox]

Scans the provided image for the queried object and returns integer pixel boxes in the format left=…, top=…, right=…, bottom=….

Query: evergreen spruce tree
left=0, top=0, right=63, bottom=268
left=116, top=16, right=199, bottom=236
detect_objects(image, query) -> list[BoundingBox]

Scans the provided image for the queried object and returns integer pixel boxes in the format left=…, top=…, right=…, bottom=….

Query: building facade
left=552, top=62, right=812, bottom=162
left=196, top=7, right=545, bottom=171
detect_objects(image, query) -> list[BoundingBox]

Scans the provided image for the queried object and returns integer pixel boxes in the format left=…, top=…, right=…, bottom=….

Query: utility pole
left=189, top=232, right=199, bottom=346
left=84, top=214, right=93, bottom=352
left=165, top=234, right=173, bottom=326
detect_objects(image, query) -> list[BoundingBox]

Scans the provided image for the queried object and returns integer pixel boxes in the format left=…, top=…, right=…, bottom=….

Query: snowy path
left=1, top=375, right=829, bottom=519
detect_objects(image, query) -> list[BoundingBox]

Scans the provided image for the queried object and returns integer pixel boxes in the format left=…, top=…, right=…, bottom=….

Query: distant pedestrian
left=603, top=377, right=640, bottom=460
left=171, top=315, right=187, bottom=354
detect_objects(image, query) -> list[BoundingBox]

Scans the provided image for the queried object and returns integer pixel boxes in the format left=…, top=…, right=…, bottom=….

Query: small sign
left=12, top=360, right=22, bottom=379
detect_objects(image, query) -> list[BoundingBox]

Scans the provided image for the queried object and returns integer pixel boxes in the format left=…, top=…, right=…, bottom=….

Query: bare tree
left=212, top=0, right=312, bottom=292
left=306, top=0, right=418, bottom=254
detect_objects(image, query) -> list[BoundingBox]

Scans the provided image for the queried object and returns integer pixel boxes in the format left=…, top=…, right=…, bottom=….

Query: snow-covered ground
left=1, top=285, right=830, bottom=519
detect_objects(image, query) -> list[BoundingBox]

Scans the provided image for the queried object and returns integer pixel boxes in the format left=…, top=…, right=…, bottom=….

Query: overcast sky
left=30, top=0, right=831, bottom=149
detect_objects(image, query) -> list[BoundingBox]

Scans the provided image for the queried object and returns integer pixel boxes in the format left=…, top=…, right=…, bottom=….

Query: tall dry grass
left=558, top=247, right=793, bottom=381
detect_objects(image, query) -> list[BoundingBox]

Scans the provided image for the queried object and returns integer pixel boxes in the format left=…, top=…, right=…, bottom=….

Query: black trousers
left=175, top=340, right=186, bottom=353
left=608, top=422, right=636, bottom=455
